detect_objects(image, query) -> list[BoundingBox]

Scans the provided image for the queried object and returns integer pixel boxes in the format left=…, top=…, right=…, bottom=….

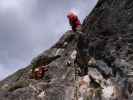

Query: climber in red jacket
left=67, top=10, right=81, bottom=32
left=33, top=65, right=48, bottom=80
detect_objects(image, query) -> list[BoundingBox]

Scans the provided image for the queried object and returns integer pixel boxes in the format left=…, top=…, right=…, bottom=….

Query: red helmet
left=67, top=10, right=78, bottom=18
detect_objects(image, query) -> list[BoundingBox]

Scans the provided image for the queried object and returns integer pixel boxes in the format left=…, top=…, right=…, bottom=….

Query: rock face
left=0, top=31, right=77, bottom=100
left=1, top=0, right=133, bottom=100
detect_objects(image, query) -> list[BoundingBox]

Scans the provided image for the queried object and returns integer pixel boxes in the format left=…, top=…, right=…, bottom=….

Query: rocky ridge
left=1, top=0, right=133, bottom=100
